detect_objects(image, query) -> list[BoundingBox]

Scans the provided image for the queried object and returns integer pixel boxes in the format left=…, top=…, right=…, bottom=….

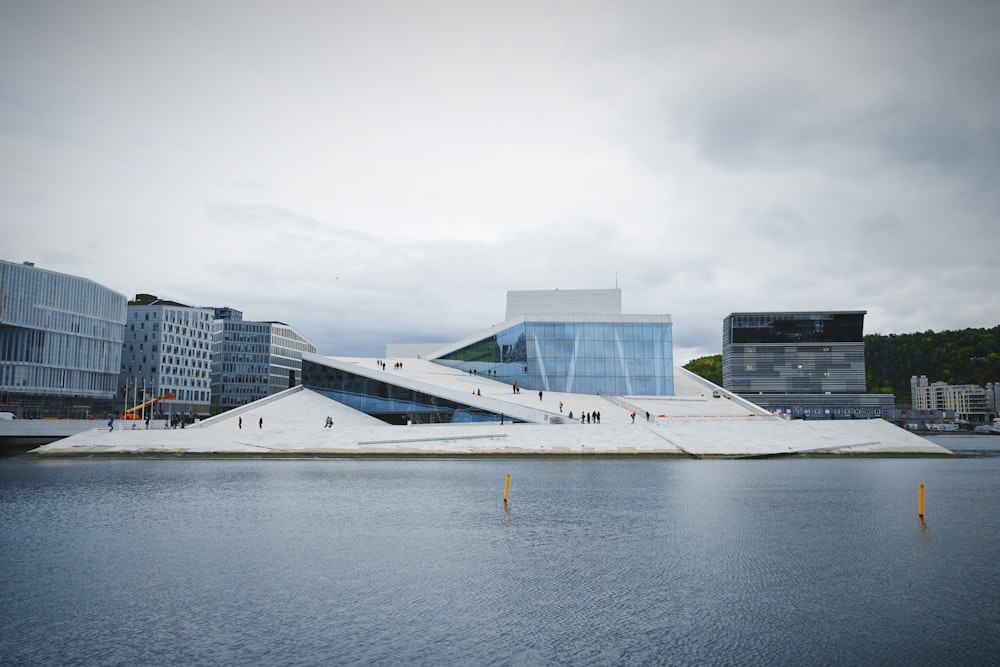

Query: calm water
left=2, top=435, right=999, bottom=666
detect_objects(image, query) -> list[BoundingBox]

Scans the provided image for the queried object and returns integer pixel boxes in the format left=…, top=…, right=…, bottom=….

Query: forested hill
left=682, top=326, right=1000, bottom=403
left=865, top=326, right=1000, bottom=401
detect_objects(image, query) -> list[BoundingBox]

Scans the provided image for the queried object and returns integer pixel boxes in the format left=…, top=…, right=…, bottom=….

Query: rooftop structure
left=33, top=364, right=949, bottom=457
left=427, top=288, right=674, bottom=397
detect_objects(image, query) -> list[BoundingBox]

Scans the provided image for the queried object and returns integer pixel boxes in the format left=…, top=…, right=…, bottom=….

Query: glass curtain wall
left=1, top=261, right=126, bottom=418
left=434, top=321, right=674, bottom=396
left=302, top=361, right=514, bottom=425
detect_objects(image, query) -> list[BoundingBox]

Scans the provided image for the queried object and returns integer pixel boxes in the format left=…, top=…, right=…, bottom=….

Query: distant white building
left=911, top=375, right=991, bottom=423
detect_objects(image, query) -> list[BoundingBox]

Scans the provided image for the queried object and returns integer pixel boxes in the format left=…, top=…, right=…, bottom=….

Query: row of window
left=772, top=407, right=882, bottom=416
left=1, top=261, right=126, bottom=338
left=0, top=364, right=119, bottom=393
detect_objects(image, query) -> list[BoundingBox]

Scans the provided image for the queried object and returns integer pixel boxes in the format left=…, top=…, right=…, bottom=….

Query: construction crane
left=122, top=392, right=176, bottom=419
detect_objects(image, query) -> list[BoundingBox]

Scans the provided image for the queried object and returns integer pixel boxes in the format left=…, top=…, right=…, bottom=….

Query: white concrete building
left=911, top=375, right=991, bottom=423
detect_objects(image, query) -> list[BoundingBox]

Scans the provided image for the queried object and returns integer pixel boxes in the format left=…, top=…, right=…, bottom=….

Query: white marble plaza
left=34, top=358, right=951, bottom=457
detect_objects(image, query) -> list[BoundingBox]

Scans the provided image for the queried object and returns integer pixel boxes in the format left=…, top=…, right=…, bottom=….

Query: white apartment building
left=910, top=375, right=991, bottom=423
left=120, top=295, right=214, bottom=421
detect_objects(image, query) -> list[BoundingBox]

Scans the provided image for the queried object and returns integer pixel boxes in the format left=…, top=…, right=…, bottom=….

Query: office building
left=210, top=308, right=316, bottom=410
left=722, top=310, right=894, bottom=419
left=0, top=260, right=126, bottom=418
left=120, top=294, right=214, bottom=421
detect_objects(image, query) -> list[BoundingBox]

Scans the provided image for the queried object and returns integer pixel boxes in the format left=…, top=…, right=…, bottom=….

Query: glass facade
left=432, top=320, right=674, bottom=396
left=0, top=260, right=126, bottom=417
left=302, top=360, right=517, bottom=425
left=722, top=312, right=867, bottom=394
left=727, top=312, right=865, bottom=344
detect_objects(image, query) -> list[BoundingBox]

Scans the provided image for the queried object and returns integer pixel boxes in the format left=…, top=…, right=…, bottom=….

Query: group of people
left=108, top=416, right=185, bottom=431
left=466, top=368, right=498, bottom=377
left=377, top=360, right=403, bottom=370
left=324, top=416, right=334, bottom=428
left=581, top=411, right=601, bottom=424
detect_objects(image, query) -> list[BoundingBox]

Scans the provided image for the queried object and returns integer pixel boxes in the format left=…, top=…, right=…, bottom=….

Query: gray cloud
left=2, top=0, right=998, bottom=365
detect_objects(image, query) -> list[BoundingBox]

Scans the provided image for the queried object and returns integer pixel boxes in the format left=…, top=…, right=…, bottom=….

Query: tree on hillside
left=683, top=355, right=722, bottom=386
left=865, top=326, right=1000, bottom=401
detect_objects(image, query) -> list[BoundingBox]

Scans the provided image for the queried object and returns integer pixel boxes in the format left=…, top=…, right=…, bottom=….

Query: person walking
left=259, top=417, right=263, bottom=429
left=107, top=418, right=114, bottom=432
left=539, top=390, right=543, bottom=401
left=239, top=416, right=242, bottom=429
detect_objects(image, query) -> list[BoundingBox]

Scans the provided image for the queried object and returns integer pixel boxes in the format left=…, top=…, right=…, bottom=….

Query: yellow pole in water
left=918, top=483, right=925, bottom=517
left=503, top=473, right=511, bottom=503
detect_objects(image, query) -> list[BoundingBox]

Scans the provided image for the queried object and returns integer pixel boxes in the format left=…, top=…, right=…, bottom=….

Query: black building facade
left=722, top=311, right=893, bottom=420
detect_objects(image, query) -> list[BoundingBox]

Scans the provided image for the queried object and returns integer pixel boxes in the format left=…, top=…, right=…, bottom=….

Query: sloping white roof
left=34, top=358, right=951, bottom=458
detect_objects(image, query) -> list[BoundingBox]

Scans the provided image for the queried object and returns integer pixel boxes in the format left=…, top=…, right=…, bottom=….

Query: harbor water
left=2, top=434, right=999, bottom=665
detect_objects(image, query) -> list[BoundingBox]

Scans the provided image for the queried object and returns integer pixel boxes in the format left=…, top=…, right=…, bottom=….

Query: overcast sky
left=3, top=0, right=998, bottom=364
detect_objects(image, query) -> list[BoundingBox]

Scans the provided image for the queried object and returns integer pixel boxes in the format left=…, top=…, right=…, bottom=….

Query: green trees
left=683, top=354, right=722, bottom=386
left=865, top=326, right=1000, bottom=402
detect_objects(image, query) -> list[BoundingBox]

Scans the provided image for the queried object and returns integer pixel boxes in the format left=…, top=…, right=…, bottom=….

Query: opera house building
left=35, top=289, right=951, bottom=457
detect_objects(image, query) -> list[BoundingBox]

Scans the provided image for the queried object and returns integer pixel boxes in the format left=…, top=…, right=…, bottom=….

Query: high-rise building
left=210, top=308, right=316, bottom=410
left=119, top=294, right=214, bottom=421
left=722, top=310, right=893, bottom=419
left=0, top=260, right=126, bottom=418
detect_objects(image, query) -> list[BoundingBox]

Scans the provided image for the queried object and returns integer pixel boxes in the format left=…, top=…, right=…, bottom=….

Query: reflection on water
left=2, top=446, right=999, bottom=666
